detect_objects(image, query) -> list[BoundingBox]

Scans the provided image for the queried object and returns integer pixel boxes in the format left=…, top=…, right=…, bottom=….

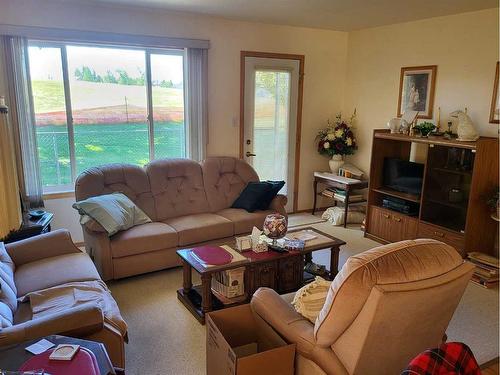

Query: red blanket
left=402, top=342, right=480, bottom=375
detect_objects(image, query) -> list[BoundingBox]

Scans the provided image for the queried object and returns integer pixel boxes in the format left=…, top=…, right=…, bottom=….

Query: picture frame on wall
left=397, top=65, right=437, bottom=119
left=489, top=61, right=499, bottom=124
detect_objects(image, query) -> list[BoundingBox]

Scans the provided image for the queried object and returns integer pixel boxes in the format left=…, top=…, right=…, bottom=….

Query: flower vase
left=329, top=154, right=344, bottom=174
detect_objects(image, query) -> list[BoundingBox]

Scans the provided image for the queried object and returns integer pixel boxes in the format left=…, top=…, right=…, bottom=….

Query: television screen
left=383, top=158, right=424, bottom=195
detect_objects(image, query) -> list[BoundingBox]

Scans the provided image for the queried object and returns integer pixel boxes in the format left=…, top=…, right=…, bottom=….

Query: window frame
left=28, top=39, right=188, bottom=193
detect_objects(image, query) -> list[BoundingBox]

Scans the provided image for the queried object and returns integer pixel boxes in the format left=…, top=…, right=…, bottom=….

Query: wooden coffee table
left=176, top=227, right=345, bottom=323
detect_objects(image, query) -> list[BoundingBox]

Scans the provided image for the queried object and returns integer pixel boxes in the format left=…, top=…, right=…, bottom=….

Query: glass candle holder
left=263, top=214, right=287, bottom=247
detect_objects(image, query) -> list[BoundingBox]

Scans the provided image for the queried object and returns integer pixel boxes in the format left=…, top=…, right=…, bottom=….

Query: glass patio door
left=243, top=57, right=300, bottom=211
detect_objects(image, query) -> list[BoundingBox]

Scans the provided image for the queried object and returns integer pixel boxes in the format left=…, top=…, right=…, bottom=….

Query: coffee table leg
left=182, top=259, right=192, bottom=293
left=201, top=273, right=213, bottom=314
left=330, top=246, right=340, bottom=279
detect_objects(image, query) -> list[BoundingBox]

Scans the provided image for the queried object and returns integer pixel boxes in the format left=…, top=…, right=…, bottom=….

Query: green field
left=37, top=122, right=185, bottom=187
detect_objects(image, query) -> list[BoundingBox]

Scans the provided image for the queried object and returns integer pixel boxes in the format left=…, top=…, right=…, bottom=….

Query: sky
left=28, top=45, right=184, bottom=84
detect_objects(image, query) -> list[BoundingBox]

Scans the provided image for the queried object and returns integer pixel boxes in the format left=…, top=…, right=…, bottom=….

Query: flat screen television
left=383, top=158, right=424, bottom=195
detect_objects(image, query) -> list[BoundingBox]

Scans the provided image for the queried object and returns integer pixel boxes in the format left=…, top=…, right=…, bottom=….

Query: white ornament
left=450, top=110, right=479, bottom=141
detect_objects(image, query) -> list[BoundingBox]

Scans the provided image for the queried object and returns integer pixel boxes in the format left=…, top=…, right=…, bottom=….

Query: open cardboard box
left=207, top=304, right=295, bottom=375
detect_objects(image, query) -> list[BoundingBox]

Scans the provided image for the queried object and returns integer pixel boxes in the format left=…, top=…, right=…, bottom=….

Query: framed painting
left=397, top=65, right=437, bottom=119
left=490, top=61, right=499, bottom=124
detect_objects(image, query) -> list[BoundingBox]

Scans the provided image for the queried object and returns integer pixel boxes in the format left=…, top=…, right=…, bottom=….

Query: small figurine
left=450, top=109, right=479, bottom=141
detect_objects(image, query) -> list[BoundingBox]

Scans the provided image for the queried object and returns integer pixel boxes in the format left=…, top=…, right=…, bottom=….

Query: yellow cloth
left=291, top=276, right=331, bottom=324
left=0, top=111, right=22, bottom=238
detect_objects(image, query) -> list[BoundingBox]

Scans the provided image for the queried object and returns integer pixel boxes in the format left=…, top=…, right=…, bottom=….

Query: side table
left=2, top=211, right=53, bottom=243
left=312, top=173, right=368, bottom=227
left=0, top=335, right=117, bottom=375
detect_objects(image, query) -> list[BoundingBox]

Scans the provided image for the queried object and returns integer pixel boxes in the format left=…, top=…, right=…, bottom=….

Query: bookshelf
left=365, top=130, right=498, bottom=257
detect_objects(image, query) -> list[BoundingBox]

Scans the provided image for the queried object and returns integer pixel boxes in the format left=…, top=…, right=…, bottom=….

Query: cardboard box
left=206, top=304, right=295, bottom=375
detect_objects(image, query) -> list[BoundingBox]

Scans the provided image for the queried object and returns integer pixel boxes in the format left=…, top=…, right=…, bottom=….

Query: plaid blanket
left=401, top=342, right=480, bottom=375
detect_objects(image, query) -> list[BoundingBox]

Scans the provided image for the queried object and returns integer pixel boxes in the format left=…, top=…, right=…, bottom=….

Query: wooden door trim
left=240, top=51, right=305, bottom=212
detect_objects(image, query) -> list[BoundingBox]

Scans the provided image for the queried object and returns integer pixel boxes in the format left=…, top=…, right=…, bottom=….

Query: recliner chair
left=251, top=239, right=474, bottom=375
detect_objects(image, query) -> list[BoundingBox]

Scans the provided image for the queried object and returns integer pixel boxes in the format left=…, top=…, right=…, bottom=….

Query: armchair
left=0, top=230, right=127, bottom=368
left=251, top=239, right=474, bottom=375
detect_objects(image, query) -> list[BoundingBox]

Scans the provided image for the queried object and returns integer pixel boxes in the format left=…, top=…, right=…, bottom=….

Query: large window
left=28, top=42, right=186, bottom=191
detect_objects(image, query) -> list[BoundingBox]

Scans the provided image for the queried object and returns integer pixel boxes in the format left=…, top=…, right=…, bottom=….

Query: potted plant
left=486, top=188, right=500, bottom=219
left=413, top=121, right=436, bottom=137
left=316, top=112, right=357, bottom=174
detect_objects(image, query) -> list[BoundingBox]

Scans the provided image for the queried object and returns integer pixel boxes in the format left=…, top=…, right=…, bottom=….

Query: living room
left=0, top=0, right=498, bottom=374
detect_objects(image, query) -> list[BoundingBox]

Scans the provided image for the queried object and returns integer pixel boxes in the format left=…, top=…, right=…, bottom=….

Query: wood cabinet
left=368, top=205, right=417, bottom=243
left=246, top=256, right=304, bottom=296
left=365, top=130, right=498, bottom=256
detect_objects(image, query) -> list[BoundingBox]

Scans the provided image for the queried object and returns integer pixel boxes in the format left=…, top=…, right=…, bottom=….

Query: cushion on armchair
left=73, top=193, right=151, bottom=236
left=291, top=276, right=331, bottom=323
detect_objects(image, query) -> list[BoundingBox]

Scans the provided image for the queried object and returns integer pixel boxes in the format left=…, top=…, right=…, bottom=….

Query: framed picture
left=397, top=65, right=437, bottom=119
left=489, top=61, right=499, bottom=124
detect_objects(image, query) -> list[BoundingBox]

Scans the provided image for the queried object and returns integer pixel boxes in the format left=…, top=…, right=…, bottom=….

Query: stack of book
left=321, top=188, right=364, bottom=203
left=467, top=252, right=499, bottom=289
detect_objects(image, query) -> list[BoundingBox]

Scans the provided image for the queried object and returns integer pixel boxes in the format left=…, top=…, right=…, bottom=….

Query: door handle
left=246, top=152, right=256, bottom=157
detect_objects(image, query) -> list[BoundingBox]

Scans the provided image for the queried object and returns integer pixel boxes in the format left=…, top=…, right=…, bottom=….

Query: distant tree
left=75, top=66, right=102, bottom=83
left=160, top=80, right=174, bottom=88
left=74, top=67, right=83, bottom=80
left=103, top=70, right=118, bottom=84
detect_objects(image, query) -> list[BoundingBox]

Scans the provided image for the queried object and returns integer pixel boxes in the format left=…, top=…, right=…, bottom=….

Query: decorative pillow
left=258, top=180, right=285, bottom=210
left=73, top=192, right=151, bottom=237
left=231, top=182, right=273, bottom=212
left=0, top=244, right=17, bottom=327
left=292, top=276, right=332, bottom=323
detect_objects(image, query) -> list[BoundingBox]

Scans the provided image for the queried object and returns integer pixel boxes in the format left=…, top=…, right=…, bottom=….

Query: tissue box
left=252, top=241, right=268, bottom=253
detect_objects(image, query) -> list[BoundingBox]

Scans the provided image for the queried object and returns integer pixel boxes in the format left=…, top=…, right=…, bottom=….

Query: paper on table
left=25, top=338, right=55, bottom=355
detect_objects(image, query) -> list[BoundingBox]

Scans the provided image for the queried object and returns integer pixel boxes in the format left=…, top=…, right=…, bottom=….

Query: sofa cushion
left=164, top=213, right=233, bottom=246
left=0, top=243, right=17, bottom=326
left=217, top=208, right=273, bottom=235
left=147, top=159, right=210, bottom=220
left=258, top=180, right=285, bottom=210
left=201, top=157, right=259, bottom=212
left=74, top=193, right=152, bottom=237
left=75, top=163, right=156, bottom=220
left=110, top=222, right=178, bottom=258
left=15, top=253, right=101, bottom=297
left=231, top=182, right=273, bottom=212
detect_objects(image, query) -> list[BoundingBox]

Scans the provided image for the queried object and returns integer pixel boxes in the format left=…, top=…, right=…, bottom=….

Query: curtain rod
left=0, top=24, right=210, bottom=50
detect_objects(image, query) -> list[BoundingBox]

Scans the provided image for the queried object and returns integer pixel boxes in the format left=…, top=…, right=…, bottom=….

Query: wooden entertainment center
left=365, top=130, right=498, bottom=256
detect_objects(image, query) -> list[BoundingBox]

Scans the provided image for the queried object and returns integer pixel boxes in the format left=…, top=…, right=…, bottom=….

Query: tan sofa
left=251, top=239, right=474, bottom=375
left=0, top=230, right=127, bottom=368
left=75, top=156, right=287, bottom=281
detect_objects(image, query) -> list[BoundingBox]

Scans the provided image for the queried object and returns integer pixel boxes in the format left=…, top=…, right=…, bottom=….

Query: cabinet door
left=248, top=262, right=277, bottom=296
left=390, top=214, right=418, bottom=242
left=278, top=256, right=303, bottom=293
left=368, top=206, right=392, bottom=241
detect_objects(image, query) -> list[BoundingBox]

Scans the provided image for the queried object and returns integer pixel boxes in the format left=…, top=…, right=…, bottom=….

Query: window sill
left=43, top=191, right=75, bottom=200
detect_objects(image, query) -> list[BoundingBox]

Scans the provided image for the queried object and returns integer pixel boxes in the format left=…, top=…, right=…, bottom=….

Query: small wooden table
left=177, top=227, right=345, bottom=324
left=312, top=173, right=368, bottom=227
left=3, top=211, right=53, bottom=243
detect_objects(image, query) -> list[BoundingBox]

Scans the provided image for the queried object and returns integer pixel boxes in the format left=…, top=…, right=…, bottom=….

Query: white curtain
left=186, top=48, right=208, bottom=161
left=4, top=36, right=44, bottom=209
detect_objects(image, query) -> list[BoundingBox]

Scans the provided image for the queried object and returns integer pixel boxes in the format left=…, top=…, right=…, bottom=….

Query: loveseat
left=75, top=156, right=287, bottom=280
left=0, top=230, right=127, bottom=368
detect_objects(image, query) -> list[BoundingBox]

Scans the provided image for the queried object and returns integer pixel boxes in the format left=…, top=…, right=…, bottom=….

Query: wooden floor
left=482, top=358, right=499, bottom=375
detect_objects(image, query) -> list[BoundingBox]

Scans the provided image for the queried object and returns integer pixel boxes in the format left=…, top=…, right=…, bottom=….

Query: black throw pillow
left=231, top=182, right=273, bottom=212
left=258, top=180, right=285, bottom=210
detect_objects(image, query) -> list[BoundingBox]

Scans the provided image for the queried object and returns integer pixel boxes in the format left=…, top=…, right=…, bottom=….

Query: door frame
left=239, top=51, right=305, bottom=212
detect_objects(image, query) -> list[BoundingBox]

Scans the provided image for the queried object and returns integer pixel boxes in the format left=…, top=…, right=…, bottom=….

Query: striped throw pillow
left=292, top=276, right=331, bottom=323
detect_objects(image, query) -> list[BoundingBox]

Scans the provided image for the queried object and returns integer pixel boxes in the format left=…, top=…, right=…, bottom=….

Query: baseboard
left=292, top=206, right=330, bottom=214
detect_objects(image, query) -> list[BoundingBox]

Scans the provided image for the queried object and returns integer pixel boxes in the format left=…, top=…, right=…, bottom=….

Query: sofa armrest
left=251, top=287, right=315, bottom=355
left=6, top=229, right=82, bottom=267
left=269, top=194, right=288, bottom=216
left=0, top=303, right=104, bottom=347
left=82, top=217, right=107, bottom=233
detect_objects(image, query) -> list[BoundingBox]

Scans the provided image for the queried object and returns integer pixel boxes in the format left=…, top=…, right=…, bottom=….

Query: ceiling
left=74, top=0, right=498, bottom=31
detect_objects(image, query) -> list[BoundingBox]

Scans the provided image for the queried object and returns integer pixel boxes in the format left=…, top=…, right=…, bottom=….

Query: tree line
left=74, top=66, right=175, bottom=88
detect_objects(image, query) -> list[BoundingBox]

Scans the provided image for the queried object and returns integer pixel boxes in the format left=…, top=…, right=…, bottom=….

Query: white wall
left=343, top=8, right=499, bottom=174
left=0, top=2, right=498, bottom=242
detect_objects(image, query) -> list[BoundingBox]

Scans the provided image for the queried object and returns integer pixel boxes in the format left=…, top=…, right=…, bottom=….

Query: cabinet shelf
left=372, top=187, right=420, bottom=203
left=432, top=167, right=472, bottom=176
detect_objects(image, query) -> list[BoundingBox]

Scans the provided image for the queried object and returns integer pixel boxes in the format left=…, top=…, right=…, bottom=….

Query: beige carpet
left=108, top=214, right=499, bottom=375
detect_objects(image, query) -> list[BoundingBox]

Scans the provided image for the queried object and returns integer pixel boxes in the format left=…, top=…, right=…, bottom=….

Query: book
left=471, top=274, right=499, bottom=289
left=467, top=252, right=499, bottom=268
